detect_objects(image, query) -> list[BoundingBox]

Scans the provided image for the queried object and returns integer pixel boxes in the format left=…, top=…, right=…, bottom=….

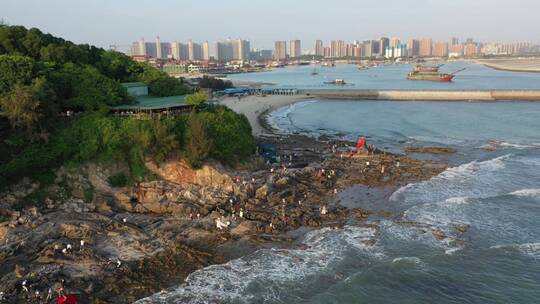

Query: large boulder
left=146, top=159, right=235, bottom=192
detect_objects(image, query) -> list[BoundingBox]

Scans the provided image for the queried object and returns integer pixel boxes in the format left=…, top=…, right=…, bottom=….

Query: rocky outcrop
left=145, top=159, right=235, bottom=191
left=403, top=146, right=457, bottom=155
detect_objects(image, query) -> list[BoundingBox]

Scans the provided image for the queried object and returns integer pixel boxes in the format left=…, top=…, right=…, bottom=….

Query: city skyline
left=3, top=0, right=540, bottom=50
left=128, top=36, right=537, bottom=62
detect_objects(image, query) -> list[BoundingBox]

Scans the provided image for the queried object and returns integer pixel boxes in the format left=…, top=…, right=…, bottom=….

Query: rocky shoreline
left=0, top=108, right=454, bottom=303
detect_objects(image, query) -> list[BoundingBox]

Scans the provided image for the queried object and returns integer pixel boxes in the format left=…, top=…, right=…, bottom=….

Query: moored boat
left=324, top=79, right=346, bottom=85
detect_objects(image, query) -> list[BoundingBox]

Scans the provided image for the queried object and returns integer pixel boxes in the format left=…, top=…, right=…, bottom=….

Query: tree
left=149, top=118, right=180, bottom=163
left=185, top=91, right=208, bottom=109
left=148, top=77, right=190, bottom=97
left=97, top=50, right=143, bottom=82
left=50, top=63, right=128, bottom=110
left=184, top=113, right=211, bottom=168
left=137, top=63, right=168, bottom=84
left=0, top=84, right=42, bottom=133
left=198, top=76, right=233, bottom=91
left=201, top=106, right=255, bottom=165
left=0, top=54, right=40, bottom=93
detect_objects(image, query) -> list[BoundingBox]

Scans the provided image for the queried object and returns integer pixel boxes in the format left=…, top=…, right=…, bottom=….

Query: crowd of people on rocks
left=1, top=217, right=138, bottom=303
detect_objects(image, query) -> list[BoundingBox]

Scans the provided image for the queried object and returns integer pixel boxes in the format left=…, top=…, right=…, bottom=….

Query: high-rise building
left=214, top=39, right=249, bottom=62
left=449, top=44, right=464, bottom=57
left=154, top=37, right=171, bottom=59
left=323, top=46, right=331, bottom=58
left=188, top=40, right=202, bottom=61
left=419, top=38, right=433, bottom=57
left=289, top=40, right=301, bottom=58
left=464, top=43, right=478, bottom=57
left=433, top=42, right=449, bottom=57
left=171, top=41, right=188, bottom=60
left=337, top=40, right=345, bottom=57
left=130, top=38, right=146, bottom=56
left=407, top=39, right=420, bottom=57
left=234, top=39, right=250, bottom=61
left=353, top=45, right=363, bottom=58
left=390, top=37, right=401, bottom=47
left=379, top=37, right=390, bottom=56
left=202, top=41, right=210, bottom=60
left=330, top=40, right=338, bottom=57
left=315, top=40, right=323, bottom=56
left=451, top=37, right=460, bottom=45
left=274, top=41, right=287, bottom=60
left=363, top=40, right=373, bottom=58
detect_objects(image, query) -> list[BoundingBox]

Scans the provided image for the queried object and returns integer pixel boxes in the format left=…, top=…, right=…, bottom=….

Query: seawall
left=306, top=90, right=540, bottom=101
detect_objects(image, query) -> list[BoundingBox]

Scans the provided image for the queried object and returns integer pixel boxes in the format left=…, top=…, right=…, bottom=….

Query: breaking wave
left=509, top=188, right=540, bottom=198
left=390, top=154, right=512, bottom=204
left=491, top=243, right=540, bottom=259
left=135, top=226, right=381, bottom=304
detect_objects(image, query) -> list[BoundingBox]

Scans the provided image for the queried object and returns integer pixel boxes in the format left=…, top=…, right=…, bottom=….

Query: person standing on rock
left=21, top=280, right=29, bottom=294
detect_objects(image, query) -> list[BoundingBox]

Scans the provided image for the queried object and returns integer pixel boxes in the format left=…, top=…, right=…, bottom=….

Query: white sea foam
left=391, top=256, right=429, bottom=270
left=509, top=188, right=540, bottom=198
left=444, top=247, right=463, bottom=255
left=135, top=226, right=381, bottom=304
left=392, top=256, right=422, bottom=264
left=491, top=243, right=540, bottom=259
left=379, top=220, right=462, bottom=254
left=390, top=154, right=512, bottom=204
left=492, top=141, right=540, bottom=150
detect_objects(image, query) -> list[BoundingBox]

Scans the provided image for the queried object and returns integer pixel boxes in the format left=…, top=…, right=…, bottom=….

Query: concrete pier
left=306, top=90, right=540, bottom=101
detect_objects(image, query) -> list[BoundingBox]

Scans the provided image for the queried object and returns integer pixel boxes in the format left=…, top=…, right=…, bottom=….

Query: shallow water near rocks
left=138, top=100, right=540, bottom=303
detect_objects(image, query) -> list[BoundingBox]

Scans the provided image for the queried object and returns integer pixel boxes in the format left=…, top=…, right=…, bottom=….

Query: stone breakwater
left=307, top=90, right=540, bottom=101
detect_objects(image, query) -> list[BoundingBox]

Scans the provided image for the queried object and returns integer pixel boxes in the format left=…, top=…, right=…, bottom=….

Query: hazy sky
left=3, top=0, right=540, bottom=50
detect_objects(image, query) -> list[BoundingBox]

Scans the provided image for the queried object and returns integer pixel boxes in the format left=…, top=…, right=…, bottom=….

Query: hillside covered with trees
left=0, top=25, right=255, bottom=190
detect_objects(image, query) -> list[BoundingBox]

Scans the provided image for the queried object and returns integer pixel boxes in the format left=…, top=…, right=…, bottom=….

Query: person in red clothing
left=57, top=288, right=77, bottom=304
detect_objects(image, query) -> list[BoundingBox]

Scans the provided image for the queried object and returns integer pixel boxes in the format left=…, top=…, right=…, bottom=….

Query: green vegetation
left=107, top=172, right=129, bottom=188
left=185, top=91, right=209, bottom=109
left=198, top=76, right=233, bottom=91
left=0, top=25, right=255, bottom=190
left=184, top=113, right=211, bottom=168
left=84, top=185, right=95, bottom=203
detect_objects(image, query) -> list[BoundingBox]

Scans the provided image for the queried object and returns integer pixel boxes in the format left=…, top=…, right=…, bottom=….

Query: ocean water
left=136, top=103, right=540, bottom=302
left=228, top=62, right=540, bottom=90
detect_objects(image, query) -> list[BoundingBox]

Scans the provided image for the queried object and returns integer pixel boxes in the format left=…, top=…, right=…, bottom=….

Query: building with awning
left=111, top=95, right=192, bottom=114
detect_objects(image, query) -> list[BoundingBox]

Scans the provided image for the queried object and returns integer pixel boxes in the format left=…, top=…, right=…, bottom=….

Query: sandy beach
left=476, top=58, right=540, bottom=73
left=220, top=94, right=310, bottom=135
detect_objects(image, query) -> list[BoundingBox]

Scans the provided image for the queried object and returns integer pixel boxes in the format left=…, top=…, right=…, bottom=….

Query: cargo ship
left=413, top=64, right=443, bottom=72
left=407, top=72, right=454, bottom=82
left=407, top=68, right=465, bottom=82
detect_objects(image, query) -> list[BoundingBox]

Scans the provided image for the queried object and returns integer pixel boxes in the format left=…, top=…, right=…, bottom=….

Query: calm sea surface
left=137, top=67, right=540, bottom=304
left=228, top=62, right=540, bottom=90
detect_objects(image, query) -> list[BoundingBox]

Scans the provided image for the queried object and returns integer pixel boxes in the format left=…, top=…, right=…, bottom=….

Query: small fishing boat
left=324, top=79, right=346, bottom=85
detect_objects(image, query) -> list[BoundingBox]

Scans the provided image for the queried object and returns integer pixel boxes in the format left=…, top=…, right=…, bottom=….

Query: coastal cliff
left=0, top=136, right=449, bottom=303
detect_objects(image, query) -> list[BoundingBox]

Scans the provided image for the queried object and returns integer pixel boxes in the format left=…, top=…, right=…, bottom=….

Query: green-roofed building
left=112, top=95, right=192, bottom=113
left=116, top=82, right=191, bottom=114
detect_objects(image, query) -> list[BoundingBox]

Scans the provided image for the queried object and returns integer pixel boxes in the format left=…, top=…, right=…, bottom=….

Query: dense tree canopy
left=198, top=76, right=233, bottom=91
left=185, top=91, right=209, bottom=109
left=0, top=24, right=254, bottom=190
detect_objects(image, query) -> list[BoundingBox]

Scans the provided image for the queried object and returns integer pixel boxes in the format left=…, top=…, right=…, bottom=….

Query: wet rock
left=403, top=146, right=457, bottom=155
left=255, top=185, right=269, bottom=199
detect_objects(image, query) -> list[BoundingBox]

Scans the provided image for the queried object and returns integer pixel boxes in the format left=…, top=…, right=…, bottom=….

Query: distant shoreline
left=476, top=58, right=540, bottom=73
